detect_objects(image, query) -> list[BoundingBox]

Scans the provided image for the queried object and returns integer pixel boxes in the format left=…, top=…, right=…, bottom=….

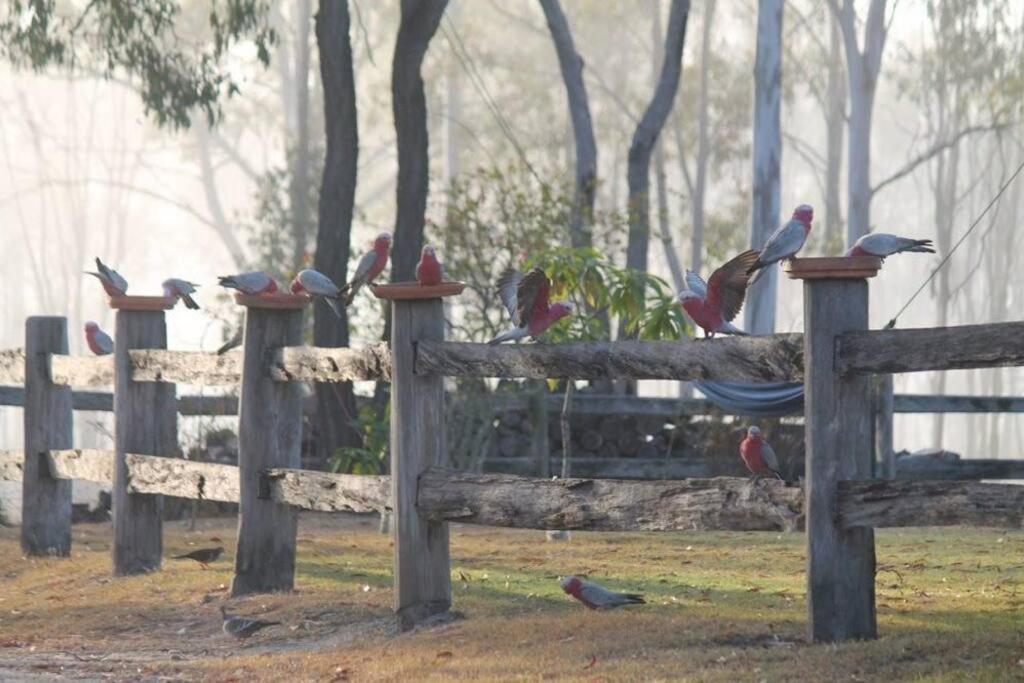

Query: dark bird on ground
left=220, top=606, right=280, bottom=640
left=171, top=546, right=224, bottom=569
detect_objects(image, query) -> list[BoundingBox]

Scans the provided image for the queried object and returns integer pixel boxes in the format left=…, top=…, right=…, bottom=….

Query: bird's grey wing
left=351, top=250, right=379, bottom=283
left=496, top=268, right=524, bottom=325
left=762, top=441, right=780, bottom=471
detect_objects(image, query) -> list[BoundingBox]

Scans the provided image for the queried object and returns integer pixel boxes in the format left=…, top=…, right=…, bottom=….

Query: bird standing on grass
left=162, top=278, right=201, bottom=309
left=172, top=546, right=224, bottom=569
left=489, top=267, right=574, bottom=344
left=340, top=232, right=392, bottom=305
left=844, top=233, right=935, bottom=259
left=83, top=322, right=113, bottom=356
left=747, top=204, right=814, bottom=276
left=677, top=250, right=761, bottom=337
left=559, top=575, right=645, bottom=610
left=220, top=606, right=280, bottom=640
left=739, top=426, right=783, bottom=480
left=86, top=257, right=128, bottom=296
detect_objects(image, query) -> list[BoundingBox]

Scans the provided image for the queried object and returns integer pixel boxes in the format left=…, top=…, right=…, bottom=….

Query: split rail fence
left=0, top=259, right=1022, bottom=642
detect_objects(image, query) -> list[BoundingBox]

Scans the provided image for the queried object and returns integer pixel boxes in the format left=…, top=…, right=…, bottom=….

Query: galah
left=415, top=245, right=444, bottom=286
left=559, top=576, right=645, bottom=610
left=844, top=233, right=935, bottom=259
left=340, top=232, right=392, bottom=305
left=291, top=268, right=344, bottom=318
left=217, top=271, right=278, bottom=296
left=739, top=426, right=783, bottom=480
left=678, top=250, right=761, bottom=338
left=220, top=607, right=280, bottom=640
left=489, top=267, right=574, bottom=344
left=85, top=257, right=128, bottom=296
left=747, top=204, right=814, bottom=275
left=162, top=278, right=200, bottom=310
left=84, top=321, right=113, bottom=356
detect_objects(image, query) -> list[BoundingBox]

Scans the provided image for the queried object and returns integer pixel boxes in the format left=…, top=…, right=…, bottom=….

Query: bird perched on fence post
left=677, top=250, right=761, bottom=338
left=559, top=575, right=646, bottom=610
left=220, top=606, right=280, bottom=640
left=415, top=245, right=444, bottom=286
left=217, top=271, right=278, bottom=296
left=747, top=204, right=814, bottom=276
left=162, top=278, right=201, bottom=309
left=739, top=426, right=783, bottom=480
left=340, top=232, right=392, bottom=305
left=171, top=546, right=223, bottom=569
left=489, top=267, right=574, bottom=344
left=844, top=233, right=935, bottom=260
left=291, top=269, right=344, bottom=318
left=83, top=322, right=113, bottom=356
left=85, top=257, right=128, bottom=296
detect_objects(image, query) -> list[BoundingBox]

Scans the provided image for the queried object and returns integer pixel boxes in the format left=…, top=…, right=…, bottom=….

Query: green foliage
left=0, top=0, right=276, bottom=128
left=329, top=403, right=388, bottom=475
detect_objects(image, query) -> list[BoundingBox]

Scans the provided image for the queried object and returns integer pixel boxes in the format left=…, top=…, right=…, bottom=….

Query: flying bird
left=217, top=271, right=278, bottom=296
left=415, top=245, right=444, bottom=286
left=220, top=606, right=280, bottom=640
left=86, top=258, right=128, bottom=296
left=678, top=250, right=760, bottom=338
left=739, top=426, right=783, bottom=480
left=83, top=322, right=113, bottom=356
left=489, top=267, right=574, bottom=344
left=747, top=204, right=814, bottom=275
left=340, top=232, right=391, bottom=305
left=171, top=546, right=223, bottom=569
left=162, top=278, right=200, bottom=310
left=559, top=575, right=645, bottom=610
left=291, top=269, right=344, bottom=318
left=844, top=233, right=935, bottom=259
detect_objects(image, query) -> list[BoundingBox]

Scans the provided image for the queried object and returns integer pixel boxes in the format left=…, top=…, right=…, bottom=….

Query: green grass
left=0, top=516, right=1021, bottom=681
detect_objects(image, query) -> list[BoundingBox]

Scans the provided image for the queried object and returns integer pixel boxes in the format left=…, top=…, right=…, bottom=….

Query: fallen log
left=838, top=480, right=1024, bottom=529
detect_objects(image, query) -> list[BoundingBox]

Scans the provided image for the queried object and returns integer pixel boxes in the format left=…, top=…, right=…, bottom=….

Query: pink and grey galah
left=747, top=204, right=814, bottom=276
left=83, top=322, right=113, bottom=356
left=739, top=425, right=783, bottom=480
left=162, top=278, right=200, bottom=310
left=489, top=267, right=574, bottom=344
left=559, top=576, right=646, bottom=610
left=291, top=268, right=344, bottom=318
left=340, top=232, right=391, bottom=305
left=678, top=250, right=761, bottom=338
left=844, top=233, right=935, bottom=259
left=415, top=245, right=444, bottom=286
left=217, top=271, right=278, bottom=296
left=86, top=257, right=128, bottom=297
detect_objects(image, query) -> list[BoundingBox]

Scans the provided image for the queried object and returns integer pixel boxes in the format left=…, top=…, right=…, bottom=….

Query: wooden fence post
left=21, top=317, right=73, bottom=556
left=789, top=257, right=879, bottom=642
left=113, top=301, right=177, bottom=575
left=875, top=375, right=895, bottom=479
left=232, top=296, right=305, bottom=595
left=380, top=284, right=455, bottom=631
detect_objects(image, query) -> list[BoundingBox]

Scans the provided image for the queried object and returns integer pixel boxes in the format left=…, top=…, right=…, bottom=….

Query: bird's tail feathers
left=623, top=594, right=645, bottom=604
left=325, top=296, right=344, bottom=319
left=905, top=239, right=936, bottom=253
left=719, top=321, right=748, bottom=336
left=488, top=328, right=525, bottom=345
left=217, top=276, right=238, bottom=290
left=746, top=260, right=766, bottom=276
left=182, top=294, right=200, bottom=310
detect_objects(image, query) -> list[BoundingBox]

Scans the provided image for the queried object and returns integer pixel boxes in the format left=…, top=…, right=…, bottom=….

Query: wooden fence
left=0, top=261, right=1022, bottom=642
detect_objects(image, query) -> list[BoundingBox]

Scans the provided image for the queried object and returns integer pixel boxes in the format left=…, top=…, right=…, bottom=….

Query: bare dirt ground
left=0, top=514, right=1021, bottom=681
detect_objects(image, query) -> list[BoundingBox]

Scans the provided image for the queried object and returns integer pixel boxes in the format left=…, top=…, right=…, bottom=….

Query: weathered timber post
left=787, top=256, right=880, bottom=642
left=375, top=281, right=464, bottom=631
left=112, top=297, right=178, bottom=575
left=22, top=317, right=73, bottom=555
left=232, top=294, right=306, bottom=595
left=874, top=375, right=895, bottom=479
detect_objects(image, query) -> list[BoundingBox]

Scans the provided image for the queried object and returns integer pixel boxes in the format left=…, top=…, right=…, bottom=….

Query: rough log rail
left=129, top=350, right=242, bottom=384
left=262, top=469, right=390, bottom=512
left=838, top=480, right=1024, bottom=529
left=416, top=469, right=805, bottom=531
left=50, top=355, right=114, bottom=386
left=0, top=348, right=25, bottom=383
left=416, top=336, right=805, bottom=382
left=0, top=450, right=23, bottom=481
left=270, top=344, right=392, bottom=382
left=895, top=458, right=1024, bottom=480
left=838, top=321, right=1024, bottom=375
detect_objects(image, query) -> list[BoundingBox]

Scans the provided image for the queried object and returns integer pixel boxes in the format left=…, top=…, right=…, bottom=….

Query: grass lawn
left=0, top=514, right=1021, bottom=681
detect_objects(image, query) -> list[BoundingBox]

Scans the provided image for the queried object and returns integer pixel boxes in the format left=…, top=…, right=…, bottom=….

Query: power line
left=884, top=155, right=1024, bottom=329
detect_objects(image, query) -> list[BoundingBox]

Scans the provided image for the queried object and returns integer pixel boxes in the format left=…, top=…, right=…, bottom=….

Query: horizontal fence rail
left=416, top=336, right=805, bottom=382
left=130, top=350, right=242, bottom=384
left=0, top=386, right=241, bottom=415
left=50, top=355, right=114, bottom=386
left=0, top=348, right=25, bottom=384
left=270, top=344, right=392, bottom=382
left=838, top=321, right=1024, bottom=375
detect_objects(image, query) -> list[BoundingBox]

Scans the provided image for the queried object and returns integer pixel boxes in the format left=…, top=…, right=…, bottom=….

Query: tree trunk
left=623, top=0, right=690, bottom=335
left=313, top=0, right=361, bottom=467
left=539, top=0, right=596, bottom=249
left=824, top=13, right=845, bottom=247
left=744, top=0, right=783, bottom=335
left=290, top=0, right=314, bottom=266
left=690, top=0, right=715, bottom=276
left=390, top=0, right=450, bottom=282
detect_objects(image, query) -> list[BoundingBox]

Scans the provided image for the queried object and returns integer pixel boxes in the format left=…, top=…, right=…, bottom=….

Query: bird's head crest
left=747, top=425, right=762, bottom=438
